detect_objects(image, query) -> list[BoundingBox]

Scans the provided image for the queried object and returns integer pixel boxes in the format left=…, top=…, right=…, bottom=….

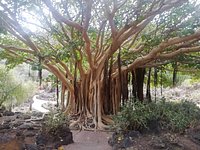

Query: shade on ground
left=63, top=130, right=112, bottom=150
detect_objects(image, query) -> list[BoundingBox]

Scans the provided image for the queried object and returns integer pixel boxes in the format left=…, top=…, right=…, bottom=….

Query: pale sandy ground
left=63, top=130, right=112, bottom=150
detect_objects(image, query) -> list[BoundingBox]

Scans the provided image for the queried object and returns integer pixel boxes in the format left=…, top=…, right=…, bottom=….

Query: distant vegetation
left=0, top=65, right=37, bottom=109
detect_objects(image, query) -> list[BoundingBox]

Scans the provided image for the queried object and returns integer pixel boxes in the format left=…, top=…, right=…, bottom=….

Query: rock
left=108, top=131, right=135, bottom=149
left=31, top=111, right=43, bottom=118
left=24, top=114, right=31, bottom=120
left=4, top=118, right=12, bottom=123
left=25, top=144, right=39, bottom=150
left=24, top=131, right=36, bottom=137
left=16, top=114, right=31, bottom=120
left=36, top=133, right=48, bottom=146
left=121, top=137, right=133, bottom=148
left=150, top=137, right=166, bottom=149
left=16, top=131, right=24, bottom=137
left=0, top=134, right=12, bottom=143
left=12, top=121, right=24, bottom=128
left=18, top=123, right=33, bottom=130
left=55, top=131, right=73, bottom=148
left=36, top=125, right=73, bottom=148
left=3, top=111, right=14, bottom=116
left=14, top=112, right=23, bottom=115
left=127, top=131, right=140, bottom=139
left=0, top=124, right=10, bottom=130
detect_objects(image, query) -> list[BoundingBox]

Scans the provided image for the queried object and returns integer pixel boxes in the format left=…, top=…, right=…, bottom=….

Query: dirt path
left=63, top=130, right=112, bottom=150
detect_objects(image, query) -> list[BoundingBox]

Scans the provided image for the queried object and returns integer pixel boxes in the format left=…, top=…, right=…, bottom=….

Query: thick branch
left=0, top=44, right=35, bottom=55
left=158, top=46, right=200, bottom=59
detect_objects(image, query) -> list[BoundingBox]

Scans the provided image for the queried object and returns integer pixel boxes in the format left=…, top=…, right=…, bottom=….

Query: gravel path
left=63, top=130, right=112, bottom=150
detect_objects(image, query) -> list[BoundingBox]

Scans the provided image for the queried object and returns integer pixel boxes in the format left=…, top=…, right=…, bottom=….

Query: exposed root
left=69, top=117, right=81, bottom=128
left=69, top=114, right=112, bottom=131
left=97, top=121, right=110, bottom=130
left=102, top=115, right=114, bottom=125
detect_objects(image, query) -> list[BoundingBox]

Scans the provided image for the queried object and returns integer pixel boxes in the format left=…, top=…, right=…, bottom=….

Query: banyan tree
left=0, top=0, right=200, bottom=128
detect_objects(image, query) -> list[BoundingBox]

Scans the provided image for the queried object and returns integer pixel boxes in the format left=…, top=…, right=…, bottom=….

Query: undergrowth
left=43, top=112, right=70, bottom=136
left=114, top=100, right=200, bottom=132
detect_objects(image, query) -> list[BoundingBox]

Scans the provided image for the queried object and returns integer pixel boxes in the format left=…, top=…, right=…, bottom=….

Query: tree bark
left=146, top=68, right=152, bottom=102
left=173, top=62, right=178, bottom=87
left=135, top=68, right=146, bottom=102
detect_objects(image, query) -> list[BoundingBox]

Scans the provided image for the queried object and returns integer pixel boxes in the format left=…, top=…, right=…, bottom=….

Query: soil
left=64, top=130, right=112, bottom=150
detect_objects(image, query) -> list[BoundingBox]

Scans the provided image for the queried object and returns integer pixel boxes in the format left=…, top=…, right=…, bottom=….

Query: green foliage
left=44, top=111, right=69, bottom=136
left=0, top=66, right=36, bottom=108
left=114, top=100, right=200, bottom=132
left=161, top=71, right=191, bottom=87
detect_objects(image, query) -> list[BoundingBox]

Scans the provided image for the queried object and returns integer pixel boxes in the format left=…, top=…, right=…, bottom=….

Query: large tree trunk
left=173, top=62, right=178, bottom=87
left=132, top=70, right=137, bottom=100
left=146, top=68, right=152, bottom=102
left=135, top=68, right=146, bottom=102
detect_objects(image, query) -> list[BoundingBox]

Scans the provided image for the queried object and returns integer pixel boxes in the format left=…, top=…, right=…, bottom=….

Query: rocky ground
left=0, top=107, right=73, bottom=149
left=0, top=82, right=200, bottom=150
left=108, top=127, right=200, bottom=150
left=152, top=80, right=200, bottom=104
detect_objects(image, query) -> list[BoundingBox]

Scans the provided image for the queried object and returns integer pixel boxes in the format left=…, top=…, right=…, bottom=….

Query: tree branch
left=0, top=44, right=35, bottom=55
left=43, top=0, right=83, bottom=31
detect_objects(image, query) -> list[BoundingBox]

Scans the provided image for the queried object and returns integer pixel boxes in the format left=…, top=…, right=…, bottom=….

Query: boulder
left=0, top=124, right=10, bottom=130
left=3, top=111, right=14, bottom=116
left=36, top=125, right=73, bottom=148
left=108, top=131, right=137, bottom=149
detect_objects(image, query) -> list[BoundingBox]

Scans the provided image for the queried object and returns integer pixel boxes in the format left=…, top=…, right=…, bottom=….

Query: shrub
left=43, top=111, right=70, bottom=136
left=114, top=100, right=200, bottom=132
left=0, top=66, right=36, bottom=109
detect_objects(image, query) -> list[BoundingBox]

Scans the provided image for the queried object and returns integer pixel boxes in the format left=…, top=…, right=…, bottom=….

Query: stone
left=108, top=131, right=135, bottom=149
left=25, top=144, right=39, bottom=150
left=0, top=124, right=10, bottom=130
left=12, top=121, right=24, bottom=128
left=18, top=123, right=33, bottom=130
left=31, top=111, right=43, bottom=118
left=128, top=131, right=140, bottom=139
left=3, top=111, right=14, bottom=116
left=150, top=137, right=166, bottom=149
left=36, top=125, right=73, bottom=148
left=121, top=137, right=133, bottom=148
left=16, top=114, right=31, bottom=120
left=4, top=118, right=12, bottom=123
left=24, top=131, right=36, bottom=137
left=54, top=133, right=73, bottom=148
left=36, top=133, right=48, bottom=146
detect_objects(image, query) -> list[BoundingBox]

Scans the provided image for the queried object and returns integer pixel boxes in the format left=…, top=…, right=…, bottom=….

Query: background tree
left=0, top=0, right=200, bottom=128
left=0, top=66, right=36, bottom=109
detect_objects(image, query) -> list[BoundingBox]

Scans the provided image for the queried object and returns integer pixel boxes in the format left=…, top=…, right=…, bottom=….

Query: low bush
left=114, top=100, right=200, bottom=132
left=0, top=66, right=37, bottom=108
left=43, top=111, right=70, bottom=136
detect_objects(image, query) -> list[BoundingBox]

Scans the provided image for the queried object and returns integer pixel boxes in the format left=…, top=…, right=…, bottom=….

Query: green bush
left=0, top=66, right=36, bottom=108
left=44, top=111, right=69, bottom=136
left=114, top=100, right=200, bottom=132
